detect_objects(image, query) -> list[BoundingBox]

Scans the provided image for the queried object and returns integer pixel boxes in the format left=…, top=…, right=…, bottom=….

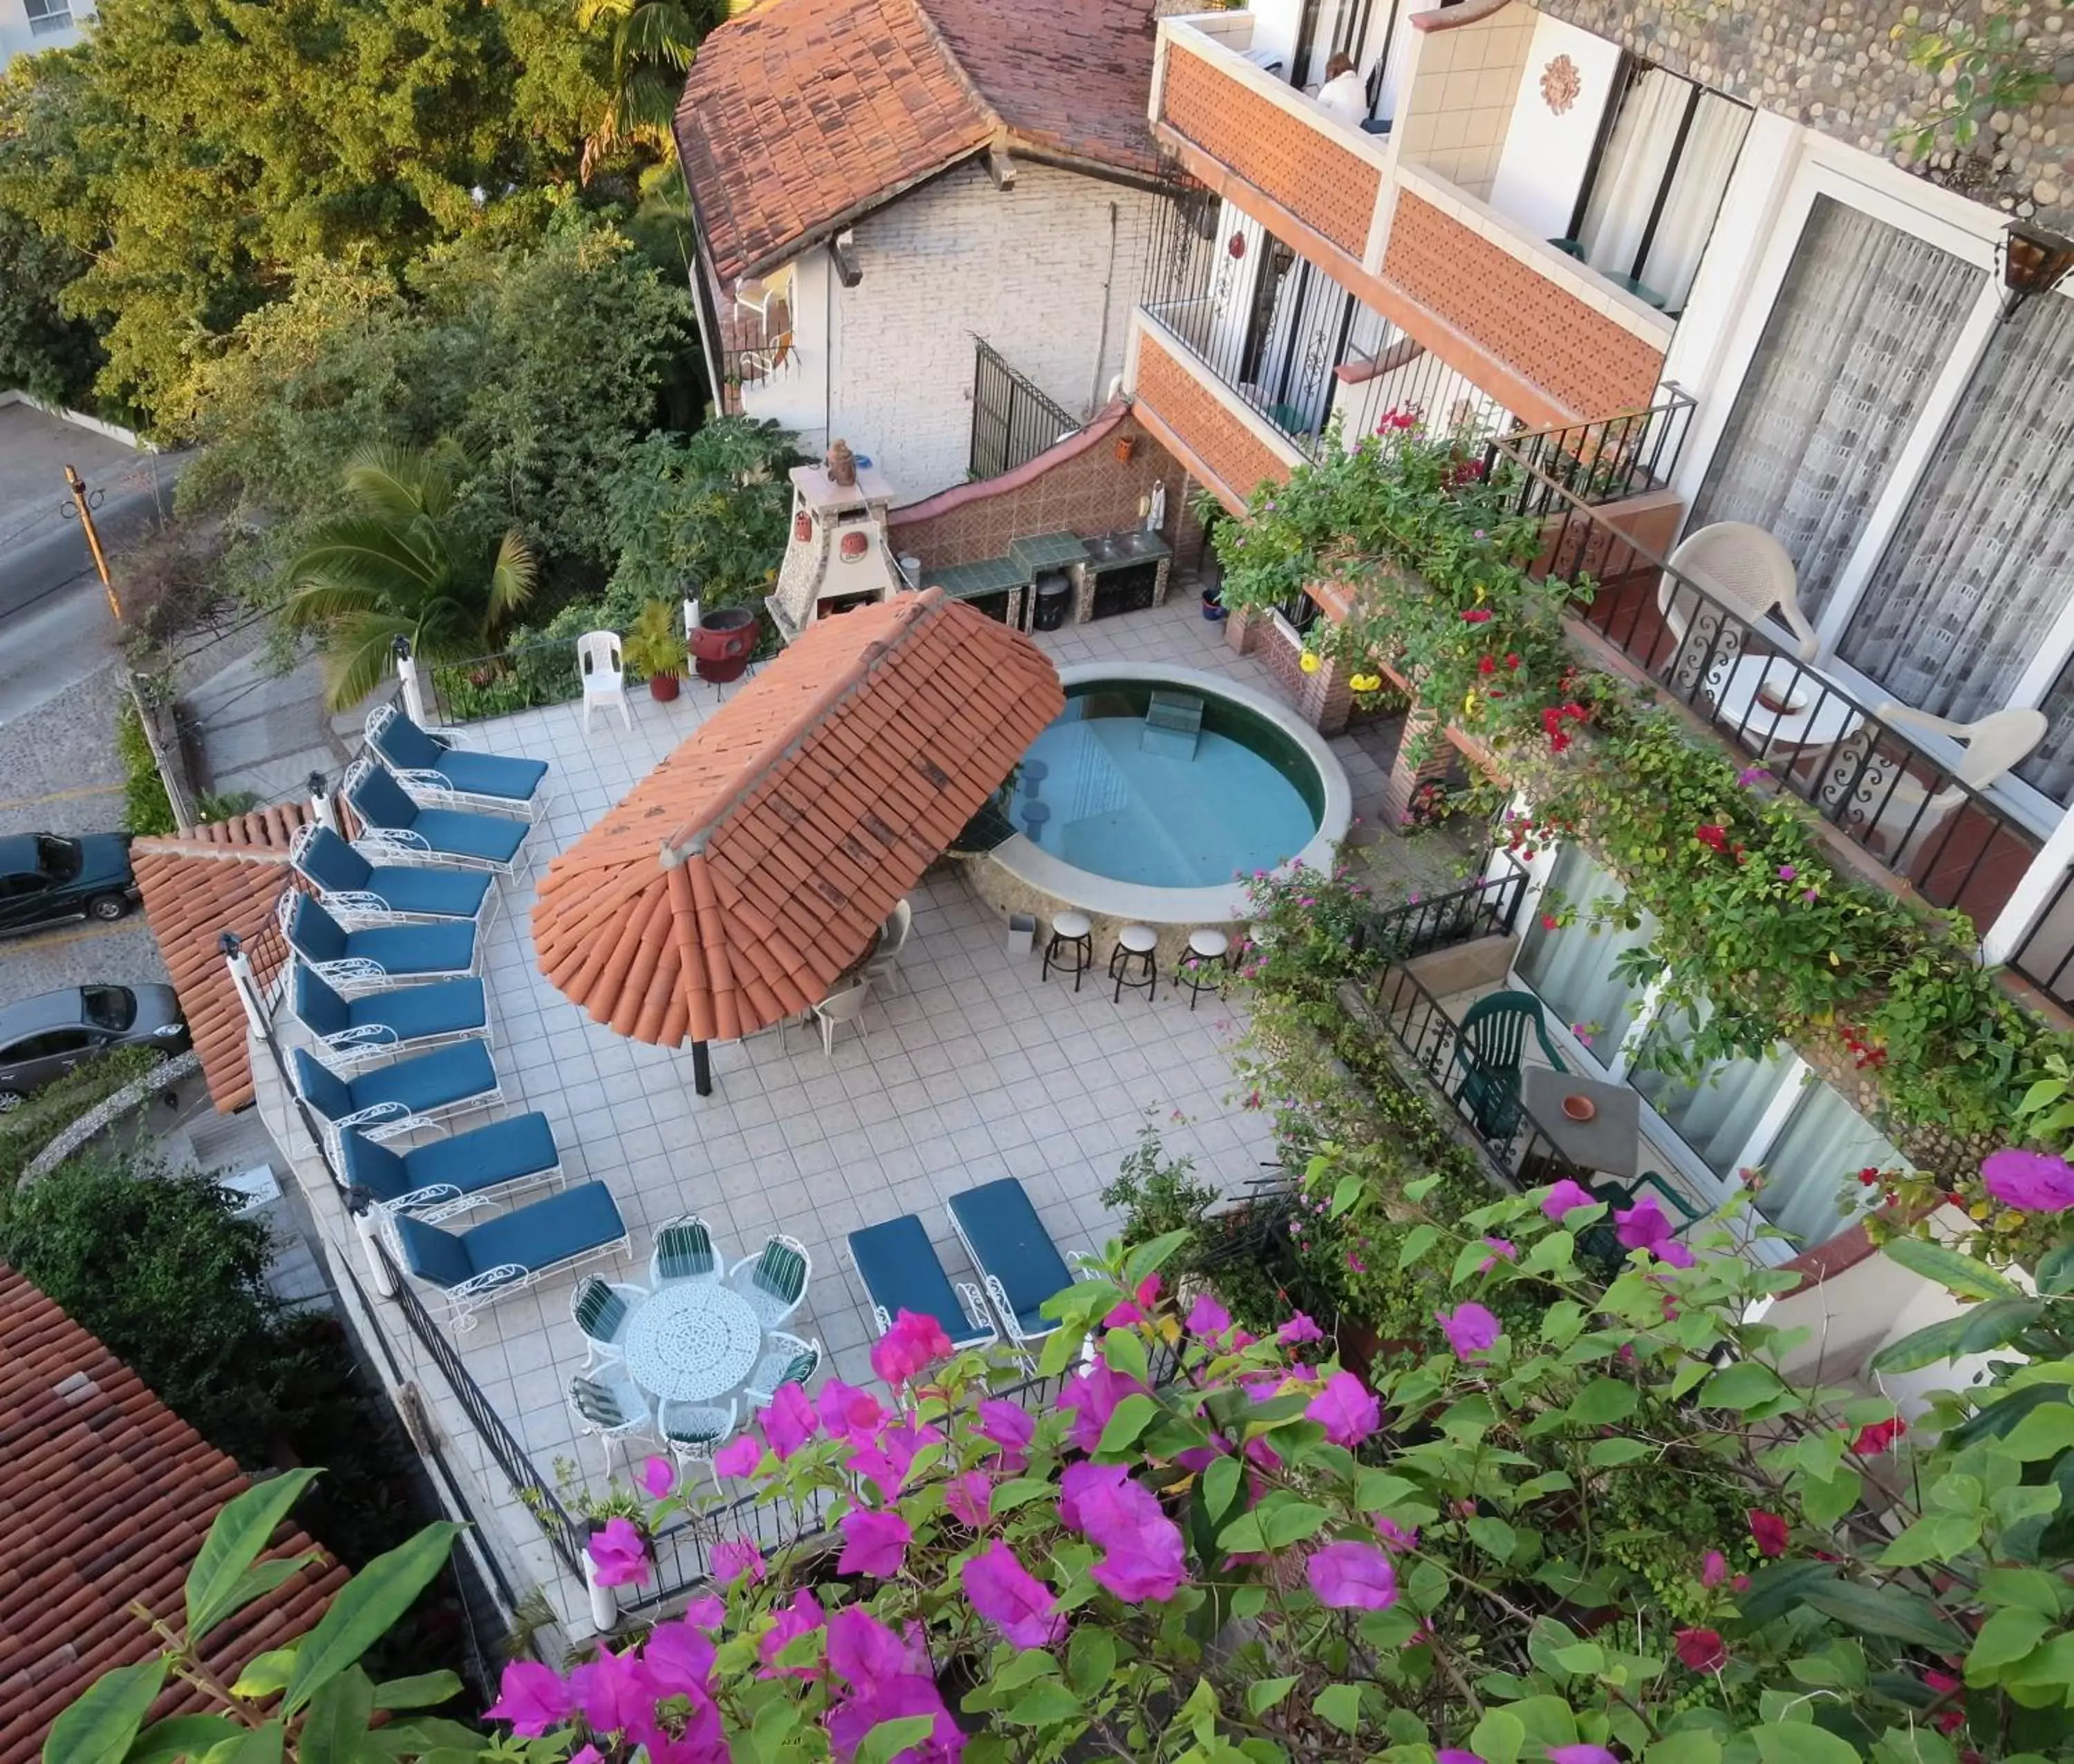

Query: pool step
left=1141, top=691, right=1203, bottom=760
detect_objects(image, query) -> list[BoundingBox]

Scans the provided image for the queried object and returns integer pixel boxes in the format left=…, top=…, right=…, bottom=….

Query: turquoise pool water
left=1011, top=680, right=1323, bottom=888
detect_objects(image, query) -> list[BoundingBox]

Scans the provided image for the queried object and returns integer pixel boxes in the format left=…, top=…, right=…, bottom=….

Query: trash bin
left=1032, top=571, right=1072, bottom=632
left=1006, top=912, right=1036, bottom=957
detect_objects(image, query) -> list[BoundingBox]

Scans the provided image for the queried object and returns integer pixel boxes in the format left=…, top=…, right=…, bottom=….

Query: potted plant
left=623, top=598, right=687, bottom=701
left=690, top=602, right=760, bottom=684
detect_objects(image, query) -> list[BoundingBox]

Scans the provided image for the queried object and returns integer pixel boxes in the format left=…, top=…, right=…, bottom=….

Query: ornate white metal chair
left=579, top=630, right=631, bottom=733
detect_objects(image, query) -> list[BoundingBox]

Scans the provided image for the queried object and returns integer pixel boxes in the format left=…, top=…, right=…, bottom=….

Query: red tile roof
left=674, top=0, right=1164, bottom=282
left=0, top=1264, right=344, bottom=1764
left=533, top=590, right=1062, bottom=1044
left=132, top=806, right=310, bottom=1114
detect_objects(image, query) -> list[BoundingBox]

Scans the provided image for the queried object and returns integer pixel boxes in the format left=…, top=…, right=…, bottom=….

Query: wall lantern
left=1997, top=220, right=2074, bottom=322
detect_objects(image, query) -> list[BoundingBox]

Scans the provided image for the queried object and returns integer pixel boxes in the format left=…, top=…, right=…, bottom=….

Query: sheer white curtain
left=1515, top=847, right=1656, bottom=1058
left=1688, top=196, right=1979, bottom=617
left=1841, top=292, right=2074, bottom=801
left=1578, top=68, right=1689, bottom=272
left=1641, top=91, right=1750, bottom=309
left=1630, top=1002, right=1795, bottom=1180
left=1752, top=1078, right=1896, bottom=1248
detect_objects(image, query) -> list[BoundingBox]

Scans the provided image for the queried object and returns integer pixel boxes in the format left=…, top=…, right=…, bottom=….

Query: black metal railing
left=1272, top=586, right=1322, bottom=635
left=1354, top=861, right=1529, bottom=962
left=1368, top=962, right=1589, bottom=1188
left=1483, top=386, right=1697, bottom=516
left=1143, top=290, right=1348, bottom=461
left=720, top=341, right=798, bottom=397
left=1488, top=442, right=2062, bottom=997
left=969, top=340, right=1081, bottom=480
left=1338, top=322, right=1516, bottom=446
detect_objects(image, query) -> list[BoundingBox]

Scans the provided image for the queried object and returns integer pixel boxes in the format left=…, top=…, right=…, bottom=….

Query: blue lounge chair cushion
left=377, top=714, right=550, bottom=804
left=339, top=918, right=478, bottom=976
left=348, top=764, right=427, bottom=831
left=348, top=1040, right=498, bottom=1119
left=849, top=1214, right=990, bottom=1349
left=298, top=826, right=371, bottom=895
left=394, top=1212, right=476, bottom=1288
left=373, top=712, right=449, bottom=770
left=407, top=1111, right=559, bottom=1193
left=410, top=807, right=527, bottom=864
left=290, top=1047, right=356, bottom=1119
left=347, top=975, right=487, bottom=1041
left=460, top=1181, right=626, bottom=1277
left=292, top=968, right=353, bottom=1035
left=949, top=1179, right=1072, bottom=1340
left=300, top=827, right=495, bottom=917
left=339, top=1132, right=412, bottom=1201
left=289, top=894, right=350, bottom=960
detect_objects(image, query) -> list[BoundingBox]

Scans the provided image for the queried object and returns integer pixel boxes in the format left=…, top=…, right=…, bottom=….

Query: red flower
left=1748, top=1510, right=1789, bottom=1557
left=1540, top=913, right=1560, bottom=932
left=1674, top=1629, right=1728, bottom=1673
left=1694, top=823, right=1729, bottom=852
left=1932, top=1712, right=1965, bottom=1737
left=1461, top=608, right=1493, bottom=624
left=1851, top=1416, right=1907, bottom=1456
left=1549, top=730, right=1572, bottom=755
left=1923, top=1669, right=1962, bottom=1698
left=1856, top=1166, right=1882, bottom=1187
left=1477, top=655, right=1497, bottom=674
left=1504, top=653, right=1521, bottom=670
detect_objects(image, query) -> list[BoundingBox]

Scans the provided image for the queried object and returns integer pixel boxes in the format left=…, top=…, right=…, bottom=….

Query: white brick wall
left=741, top=158, right=1173, bottom=502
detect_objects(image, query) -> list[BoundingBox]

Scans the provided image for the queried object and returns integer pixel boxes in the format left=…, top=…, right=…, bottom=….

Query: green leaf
left=1066, top=1629, right=1114, bottom=1698
left=214, top=1725, right=283, bottom=1764
left=1540, top=1300, right=1586, bottom=1346
left=1803, top=1582, right=1963, bottom=1652
left=1218, top=1512, right=1265, bottom=1554
left=1469, top=1708, right=1526, bottom=1764
left=1328, top=1174, right=1361, bottom=1220
left=228, top=1651, right=298, bottom=1701
left=1968, top=1607, right=2053, bottom=1684
left=1700, top=1362, right=1788, bottom=1412
left=859, top=1717, right=939, bottom=1764
left=359, top=1720, right=486, bottom=1761
left=185, top=1469, right=323, bottom=1642
left=1096, top=1394, right=1160, bottom=1454
left=1880, top=1512, right=1979, bottom=1568
left=1867, top=1313, right=1978, bottom=1376
left=1354, top=1471, right=1421, bottom=1512
left=1568, top=1378, right=1638, bottom=1425
left=370, top=1676, right=461, bottom=1716
left=1960, top=1299, right=2049, bottom=1358
left=1398, top=1224, right=1441, bottom=1270
left=1735, top=1561, right=1841, bottom=1629
left=282, top=1523, right=465, bottom=1715
left=1123, top=1230, right=1191, bottom=1291
left=1102, top=1325, right=1150, bottom=1387
left=1587, top=1438, right=1653, bottom=1467
left=1647, top=1736, right=1723, bottom=1764
left=2034, top=1243, right=2074, bottom=1296
left=1002, top=1685, right=1082, bottom=1727
left=1246, top=1677, right=1298, bottom=1716
left=1261, top=1501, right=1329, bottom=1549
left=1999, top=1403, right=2074, bottom=1463
left=300, top=1667, right=374, bottom=1764
left=1311, top=1685, right=1363, bottom=1735
left=1466, top=1517, right=1517, bottom=1564
left=1879, top=1236, right=2023, bottom=1302
left=45, top=1658, right=169, bottom=1764
left=124, top=1719, right=241, bottom=1764
left=1202, top=1456, right=1243, bottom=1523
left=1981, top=1568, right=2066, bottom=1617
left=1752, top=1725, right=1862, bottom=1764
left=1799, top=1466, right=1864, bottom=1529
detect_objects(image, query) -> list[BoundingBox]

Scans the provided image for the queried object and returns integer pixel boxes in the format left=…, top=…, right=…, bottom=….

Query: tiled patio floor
left=278, top=594, right=1468, bottom=1548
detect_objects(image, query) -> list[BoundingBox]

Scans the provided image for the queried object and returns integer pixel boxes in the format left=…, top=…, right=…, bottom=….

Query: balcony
left=1126, top=306, right=1306, bottom=513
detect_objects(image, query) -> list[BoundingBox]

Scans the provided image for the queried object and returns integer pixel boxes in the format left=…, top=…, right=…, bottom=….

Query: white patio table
left=619, top=1281, right=764, bottom=1404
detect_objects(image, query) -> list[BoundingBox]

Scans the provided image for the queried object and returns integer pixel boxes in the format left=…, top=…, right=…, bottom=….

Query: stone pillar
left=1381, top=711, right=1455, bottom=829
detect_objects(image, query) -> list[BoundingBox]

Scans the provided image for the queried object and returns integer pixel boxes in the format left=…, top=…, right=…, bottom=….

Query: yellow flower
left=1464, top=691, right=1478, bottom=717
left=1299, top=650, right=1322, bottom=675
left=1349, top=673, right=1380, bottom=693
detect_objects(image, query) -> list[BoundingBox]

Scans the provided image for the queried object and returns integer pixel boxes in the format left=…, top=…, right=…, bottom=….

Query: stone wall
left=1533, top=0, right=2074, bottom=229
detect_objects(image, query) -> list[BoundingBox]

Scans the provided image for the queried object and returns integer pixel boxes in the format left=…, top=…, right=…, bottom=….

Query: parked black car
left=0, top=832, right=140, bottom=939
left=0, top=984, right=189, bottom=1110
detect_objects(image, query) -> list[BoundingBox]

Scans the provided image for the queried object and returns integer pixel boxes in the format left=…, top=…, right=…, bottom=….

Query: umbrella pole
left=691, top=1040, right=713, bottom=1096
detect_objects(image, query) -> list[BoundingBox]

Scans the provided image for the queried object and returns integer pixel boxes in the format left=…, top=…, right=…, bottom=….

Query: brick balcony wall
left=1158, top=47, right=1384, bottom=259
left=1382, top=193, right=1666, bottom=417
left=1533, top=0, right=2074, bottom=232
left=1132, top=334, right=1293, bottom=512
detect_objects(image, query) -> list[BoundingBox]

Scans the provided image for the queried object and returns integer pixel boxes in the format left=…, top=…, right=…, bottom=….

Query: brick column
left=1302, top=650, right=1354, bottom=738
left=1224, top=606, right=1260, bottom=657
left=1380, top=711, right=1455, bottom=829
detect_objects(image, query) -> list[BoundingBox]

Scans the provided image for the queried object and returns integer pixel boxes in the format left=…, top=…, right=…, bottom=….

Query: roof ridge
left=900, top=0, right=1005, bottom=141
left=664, top=591, right=941, bottom=860
left=131, top=836, right=296, bottom=863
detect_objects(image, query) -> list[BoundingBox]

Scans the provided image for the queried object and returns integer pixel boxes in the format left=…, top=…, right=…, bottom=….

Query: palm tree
left=279, top=444, right=536, bottom=711
left=577, top=0, right=746, bottom=178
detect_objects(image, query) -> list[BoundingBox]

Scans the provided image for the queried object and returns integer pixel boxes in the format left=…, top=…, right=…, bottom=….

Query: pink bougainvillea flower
left=642, top=1612, right=718, bottom=1696
left=1541, top=1178, right=1596, bottom=1220
left=637, top=1455, right=676, bottom=1499
left=1700, top=1549, right=1728, bottom=1588
left=848, top=1417, right=945, bottom=1494
left=1616, top=1197, right=1697, bottom=1268
left=975, top=1398, right=1035, bottom=1470
left=1851, top=1415, right=1907, bottom=1456
left=1278, top=1311, right=1325, bottom=1346
left=962, top=1538, right=1065, bottom=1648
left=757, top=1588, right=825, bottom=1679
left=1438, top=1752, right=1486, bottom=1764
left=1306, top=1541, right=1398, bottom=1610
left=870, top=1307, right=955, bottom=1385
left=1477, top=1235, right=1517, bottom=1273
left=713, top=1433, right=763, bottom=1479
left=1675, top=1629, right=1728, bottom=1673
left=709, top=1538, right=766, bottom=1584
left=568, top=1646, right=654, bottom=1734
left=1091, top=1531, right=1188, bottom=1603
left=1061, top=1461, right=1152, bottom=1537
left=1305, top=1371, right=1382, bottom=1447
left=568, top=1747, right=601, bottom=1764
left=1748, top=1509, right=1790, bottom=1557
left=816, top=1378, right=885, bottom=1446
left=1461, top=608, right=1493, bottom=624
left=760, top=1382, right=819, bottom=1460
left=1982, top=1147, right=2074, bottom=1214
left=1549, top=1749, right=1619, bottom=1764
left=945, top=1470, right=993, bottom=1529
left=1923, top=1669, right=1963, bottom=1697
left=1186, top=1292, right=1232, bottom=1338
left=1375, top=1517, right=1420, bottom=1552
left=1061, top=1363, right=1149, bottom=1454
left=828, top=1670, right=964, bottom=1764
left=586, top=1517, right=651, bottom=1589
left=1437, top=1302, right=1502, bottom=1362
left=827, top=1604, right=923, bottom=1685
left=837, top=1508, right=913, bottom=1579
left=1105, top=1274, right=1162, bottom=1328
left=487, top=1661, right=574, bottom=1736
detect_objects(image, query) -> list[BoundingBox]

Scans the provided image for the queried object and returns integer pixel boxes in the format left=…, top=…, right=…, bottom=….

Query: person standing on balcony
left=1316, top=53, right=1368, bottom=127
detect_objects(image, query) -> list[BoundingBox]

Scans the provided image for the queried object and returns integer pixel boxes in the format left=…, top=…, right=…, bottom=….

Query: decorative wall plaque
left=1540, top=53, right=1582, bottom=115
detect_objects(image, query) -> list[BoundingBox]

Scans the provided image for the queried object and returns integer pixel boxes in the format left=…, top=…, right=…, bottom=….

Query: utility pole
left=64, top=463, right=122, bottom=623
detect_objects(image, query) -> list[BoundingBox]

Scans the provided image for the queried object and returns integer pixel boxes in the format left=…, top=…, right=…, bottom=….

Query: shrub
left=115, top=695, right=176, bottom=835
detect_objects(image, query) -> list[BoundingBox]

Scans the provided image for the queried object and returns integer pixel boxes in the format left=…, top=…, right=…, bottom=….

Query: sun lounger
left=341, top=1110, right=563, bottom=1220
left=366, top=704, right=551, bottom=820
left=343, top=758, right=529, bottom=874
left=282, top=891, right=477, bottom=993
left=290, top=966, right=488, bottom=1070
left=290, top=1041, right=501, bottom=1152
left=946, top=1177, right=1084, bottom=1354
left=844, top=1213, right=996, bottom=1354
left=387, top=1180, right=630, bottom=1329
left=291, top=824, right=496, bottom=926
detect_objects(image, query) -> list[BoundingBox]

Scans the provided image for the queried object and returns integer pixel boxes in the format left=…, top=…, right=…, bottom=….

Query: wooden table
left=1520, top=1068, right=1643, bottom=1180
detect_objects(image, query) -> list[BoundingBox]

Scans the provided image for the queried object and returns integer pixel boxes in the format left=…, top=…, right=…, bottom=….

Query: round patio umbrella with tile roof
left=531, top=588, right=1063, bottom=1091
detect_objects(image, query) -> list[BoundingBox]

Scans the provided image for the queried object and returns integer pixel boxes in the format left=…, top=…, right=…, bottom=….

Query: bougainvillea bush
left=55, top=1179, right=2074, bottom=1764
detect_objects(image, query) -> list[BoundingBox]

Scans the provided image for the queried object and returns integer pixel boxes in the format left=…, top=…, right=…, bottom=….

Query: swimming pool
left=978, top=664, right=1353, bottom=935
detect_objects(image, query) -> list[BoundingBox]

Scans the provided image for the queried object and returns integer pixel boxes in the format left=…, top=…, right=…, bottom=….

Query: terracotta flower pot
left=690, top=607, right=758, bottom=683
left=649, top=672, right=681, bottom=702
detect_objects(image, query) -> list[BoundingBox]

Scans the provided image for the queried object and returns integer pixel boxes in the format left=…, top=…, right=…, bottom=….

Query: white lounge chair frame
left=277, top=891, right=478, bottom=997
left=365, top=702, right=554, bottom=823
left=342, top=756, right=529, bottom=879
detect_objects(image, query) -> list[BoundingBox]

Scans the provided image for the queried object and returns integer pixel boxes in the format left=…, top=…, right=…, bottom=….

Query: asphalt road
left=0, top=567, right=124, bottom=726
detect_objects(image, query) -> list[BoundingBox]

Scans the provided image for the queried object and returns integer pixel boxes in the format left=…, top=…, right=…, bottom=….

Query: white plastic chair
left=579, top=630, right=631, bottom=732
left=861, top=898, right=913, bottom=986
left=1662, top=522, right=1821, bottom=670
left=807, top=978, right=872, bottom=1056
left=1843, top=702, right=2049, bottom=871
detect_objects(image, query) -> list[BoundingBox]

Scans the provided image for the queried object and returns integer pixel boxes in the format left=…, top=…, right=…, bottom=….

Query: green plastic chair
left=1450, top=989, right=1566, bottom=1139
left=1576, top=1172, right=1703, bottom=1277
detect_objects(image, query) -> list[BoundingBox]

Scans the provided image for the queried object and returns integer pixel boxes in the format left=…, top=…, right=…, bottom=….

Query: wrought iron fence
left=969, top=339, right=1082, bottom=480
left=1353, top=861, right=1528, bottom=962
left=1488, top=440, right=2062, bottom=1000
left=1482, top=386, right=1697, bottom=517
left=1272, top=586, right=1321, bottom=635
left=1141, top=288, right=1348, bottom=462
left=720, top=340, right=798, bottom=396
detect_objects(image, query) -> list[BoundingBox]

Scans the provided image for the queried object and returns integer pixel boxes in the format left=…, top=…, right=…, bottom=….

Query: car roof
left=0, top=988, right=90, bottom=1039
left=0, top=834, right=45, bottom=873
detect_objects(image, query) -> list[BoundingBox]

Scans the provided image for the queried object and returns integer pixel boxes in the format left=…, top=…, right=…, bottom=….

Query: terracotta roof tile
left=131, top=807, right=311, bottom=1113
left=534, top=590, right=1061, bottom=1044
left=674, top=0, right=1163, bottom=283
left=0, top=1265, right=343, bottom=1764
